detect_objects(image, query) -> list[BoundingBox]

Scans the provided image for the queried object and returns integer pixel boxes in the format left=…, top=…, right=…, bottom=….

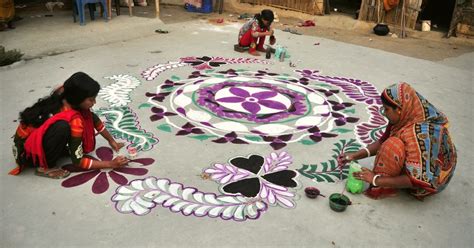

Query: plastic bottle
left=266, top=47, right=271, bottom=59
left=346, top=161, right=364, bottom=194
left=279, top=50, right=286, bottom=62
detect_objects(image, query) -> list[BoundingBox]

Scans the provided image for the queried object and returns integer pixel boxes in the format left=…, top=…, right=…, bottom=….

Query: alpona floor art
left=61, top=56, right=387, bottom=221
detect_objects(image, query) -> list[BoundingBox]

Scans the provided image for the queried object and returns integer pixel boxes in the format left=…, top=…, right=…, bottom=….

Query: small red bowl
left=305, top=187, right=321, bottom=199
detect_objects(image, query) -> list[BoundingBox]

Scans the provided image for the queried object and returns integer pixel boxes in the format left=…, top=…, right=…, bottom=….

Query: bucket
left=422, top=20, right=431, bottom=32
left=185, top=0, right=213, bottom=13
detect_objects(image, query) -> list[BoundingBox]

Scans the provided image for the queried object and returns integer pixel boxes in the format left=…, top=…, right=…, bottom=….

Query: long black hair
left=255, top=9, right=274, bottom=29
left=19, top=72, right=100, bottom=127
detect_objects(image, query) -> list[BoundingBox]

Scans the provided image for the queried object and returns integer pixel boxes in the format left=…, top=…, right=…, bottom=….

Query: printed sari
left=374, top=83, right=457, bottom=199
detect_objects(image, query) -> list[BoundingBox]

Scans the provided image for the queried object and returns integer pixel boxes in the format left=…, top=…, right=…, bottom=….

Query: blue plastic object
left=185, top=0, right=213, bottom=13
left=73, top=0, right=108, bottom=26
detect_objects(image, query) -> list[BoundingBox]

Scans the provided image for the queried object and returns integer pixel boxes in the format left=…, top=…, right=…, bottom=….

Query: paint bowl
left=329, top=193, right=351, bottom=212
left=127, top=147, right=138, bottom=159
left=305, top=187, right=322, bottom=199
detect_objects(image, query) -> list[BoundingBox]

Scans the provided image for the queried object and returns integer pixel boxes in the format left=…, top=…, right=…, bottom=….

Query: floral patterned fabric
left=379, top=83, right=457, bottom=199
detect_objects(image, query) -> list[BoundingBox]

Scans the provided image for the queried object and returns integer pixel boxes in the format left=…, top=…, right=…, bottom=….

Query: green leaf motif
left=244, top=135, right=263, bottom=142
left=96, top=107, right=159, bottom=151
left=297, top=139, right=361, bottom=183
left=157, top=124, right=172, bottom=133
left=342, top=108, right=356, bottom=114
left=190, top=135, right=218, bottom=141
left=300, top=139, right=316, bottom=145
left=138, top=103, right=153, bottom=109
left=332, top=128, right=353, bottom=134
left=171, top=75, right=181, bottom=81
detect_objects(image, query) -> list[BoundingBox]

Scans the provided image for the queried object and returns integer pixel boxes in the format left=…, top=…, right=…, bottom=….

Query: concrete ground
left=1, top=6, right=473, bottom=248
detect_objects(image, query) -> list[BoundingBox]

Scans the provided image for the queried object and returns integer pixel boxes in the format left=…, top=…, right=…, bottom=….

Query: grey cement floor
left=1, top=11, right=474, bottom=248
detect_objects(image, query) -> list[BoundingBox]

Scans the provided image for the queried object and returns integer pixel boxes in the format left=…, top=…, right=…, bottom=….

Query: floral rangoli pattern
left=145, top=69, right=362, bottom=150
left=49, top=56, right=390, bottom=222
left=62, top=147, right=154, bottom=194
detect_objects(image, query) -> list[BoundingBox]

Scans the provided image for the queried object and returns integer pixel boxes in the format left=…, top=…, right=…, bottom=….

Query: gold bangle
left=363, top=147, right=371, bottom=157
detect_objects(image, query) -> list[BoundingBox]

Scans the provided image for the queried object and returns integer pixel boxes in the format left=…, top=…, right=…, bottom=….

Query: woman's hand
left=353, top=167, right=375, bottom=183
left=270, top=35, right=276, bottom=45
left=337, top=152, right=355, bottom=165
left=109, top=141, right=124, bottom=152
left=110, top=156, right=129, bottom=168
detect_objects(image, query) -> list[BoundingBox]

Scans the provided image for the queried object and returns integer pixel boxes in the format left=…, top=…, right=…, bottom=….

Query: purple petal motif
left=96, top=147, right=114, bottom=161
left=242, top=102, right=261, bottom=114
left=150, top=115, right=163, bottom=122
left=61, top=170, right=100, bottom=187
left=270, top=142, right=287, bottom=150
left=109, top=171, right=128, bottom=185
left=216, top=97, right=244, bottom=103
left=191, top=128, right=205, bottom=134
left=230, top=87, right=250, bottom=97
left=176, top=130, right=191, bottom=136
left=114, top=167, right=148, bottom=176
left=129, top=158, right=155, bottom=166
left=212, top=137, right=228, bottom=143
left=258, top=100, right=287, bottom=110
left=231, top=139, right=248, bottom=144
left=252, top=91, right=277, bottom=99
left=92, top=172, right=109, bottom=194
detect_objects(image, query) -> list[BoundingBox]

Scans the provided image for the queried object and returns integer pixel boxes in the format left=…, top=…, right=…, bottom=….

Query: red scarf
left=24, top=109, right=96, bottom=169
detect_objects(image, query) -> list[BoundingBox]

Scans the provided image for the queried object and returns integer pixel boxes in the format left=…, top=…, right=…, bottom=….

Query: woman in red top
left=11, top=72, right=129, bottom=179
left=238, top=9, right=276, bottom=56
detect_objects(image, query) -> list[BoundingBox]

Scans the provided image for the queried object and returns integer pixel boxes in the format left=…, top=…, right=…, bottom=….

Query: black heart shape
left=230, top=155, right=264, bottom=174
left=222, top=177, right=260, bottom=197
left=262, top=170, right=298, bottom=188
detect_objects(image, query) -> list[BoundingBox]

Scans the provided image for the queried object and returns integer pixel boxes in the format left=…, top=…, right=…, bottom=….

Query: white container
left=421, top=20, right=431, bottom=32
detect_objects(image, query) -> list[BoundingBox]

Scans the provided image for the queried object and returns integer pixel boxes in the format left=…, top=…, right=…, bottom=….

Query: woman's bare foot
left=35, top=168, right=71, bottom=179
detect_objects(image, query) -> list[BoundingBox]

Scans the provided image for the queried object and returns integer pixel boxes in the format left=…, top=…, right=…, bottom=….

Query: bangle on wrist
left=363, top=147, right=371, bottom=157
left=372, top=174, right=381, bottom=187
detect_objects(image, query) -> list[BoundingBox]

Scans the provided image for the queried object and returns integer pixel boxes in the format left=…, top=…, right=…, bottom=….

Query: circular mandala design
left=147, top=69, right=359, bottom=148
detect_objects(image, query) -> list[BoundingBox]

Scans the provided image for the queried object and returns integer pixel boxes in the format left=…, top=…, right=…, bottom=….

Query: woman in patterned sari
left=339, top=83, right=457, bottom=199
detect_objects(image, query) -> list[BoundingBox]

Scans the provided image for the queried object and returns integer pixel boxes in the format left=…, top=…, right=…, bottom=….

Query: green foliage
left=244, top=135, right=263, bottom=142
left=138, top=103, right=153, bottom=109
left=96, top=107, right=159, bottom=151
left=157, top=124, right=172, bottom=133
left=189, top=134, right=217, bottom=141
left=332, top=128, right=353, bottom=134
left=300, top=139, right=316, bottom=145
left=342, top=108, right=356, bottom=114
left=0, top=46, right=24, bottom=67
left=171, top=75, right=181, bottom=81
left=297, top=139, right=361, bottom=183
